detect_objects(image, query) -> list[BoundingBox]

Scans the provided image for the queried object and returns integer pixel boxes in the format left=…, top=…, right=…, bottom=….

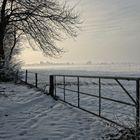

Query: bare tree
left=0, top=0, right=80, bottom=66
left=4, top=25, right=21, bottom=61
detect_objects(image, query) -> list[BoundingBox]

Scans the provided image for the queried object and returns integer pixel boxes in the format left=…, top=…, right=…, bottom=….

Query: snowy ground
left=22, top=68, right=137, bottom=126
left=0, top=82, right=115, bottom=140
left=1, top=64, right=139, bottom=140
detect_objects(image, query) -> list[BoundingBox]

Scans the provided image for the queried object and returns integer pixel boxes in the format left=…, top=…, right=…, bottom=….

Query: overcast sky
left=20, top=0, right=140, bottom=64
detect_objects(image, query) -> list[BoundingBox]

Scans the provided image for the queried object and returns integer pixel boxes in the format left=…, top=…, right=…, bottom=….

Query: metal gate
left=49, top=75, right=140, bottom=129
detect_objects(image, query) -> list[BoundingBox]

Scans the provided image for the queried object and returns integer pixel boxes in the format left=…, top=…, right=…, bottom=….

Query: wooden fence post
left=35, top=73, right=38, bottom=88
left=49, top=75, right=54, bottom=97
left=136, top=79, right=140, bottom=135
left=63, top=76, right=65, bottom=101
left=99, top=78, right=101, bottom=116
left=25, top=70, right=28, bottom=84
left=14, top=70, right=19, bottom=83
left=77, top=77, right=80, bottom=108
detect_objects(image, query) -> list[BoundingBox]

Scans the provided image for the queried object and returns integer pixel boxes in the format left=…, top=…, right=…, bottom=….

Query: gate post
left=136, top=79, right=140, bottom=133
left=49, top=75, right=54, bottom=97
left=35, top=73, right=38, bottom=88
left=25, top=70, right=28, bottom=84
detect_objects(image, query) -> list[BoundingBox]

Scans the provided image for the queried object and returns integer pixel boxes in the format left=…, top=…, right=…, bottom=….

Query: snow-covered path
left=0, top=83, right=111, bottom=140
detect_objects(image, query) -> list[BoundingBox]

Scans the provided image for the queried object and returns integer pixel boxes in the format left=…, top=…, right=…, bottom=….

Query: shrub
left=0, top=60, right=22, bottom=82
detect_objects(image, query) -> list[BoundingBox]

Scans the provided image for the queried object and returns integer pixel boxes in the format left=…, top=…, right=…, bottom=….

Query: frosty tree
left=0, top=0, right=80, bottom=67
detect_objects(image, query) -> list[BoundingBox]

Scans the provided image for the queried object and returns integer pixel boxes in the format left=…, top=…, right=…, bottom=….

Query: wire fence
left=21, top=70, right=140, bottom=131
left=21, top=70, right=50, bottom=91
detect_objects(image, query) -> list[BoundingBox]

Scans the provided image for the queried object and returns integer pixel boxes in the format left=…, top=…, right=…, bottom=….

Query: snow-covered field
left=23, top=64, right=140, bottom=90
left=1, top=64, right=140, bottom=139
left=22, top=65, right=140, bottom=127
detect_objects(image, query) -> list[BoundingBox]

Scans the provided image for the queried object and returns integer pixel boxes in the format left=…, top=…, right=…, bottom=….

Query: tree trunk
left=0, top=35, right=5, bottom=67
left=0, top=0, right=8, bottom=66
left=0, top=30, right=5, bottom=60
left=0, top=40, right=5, bottom=60
left=0, top=22, right=5, bottom=62
left=0, top=21, right=6, bottom=67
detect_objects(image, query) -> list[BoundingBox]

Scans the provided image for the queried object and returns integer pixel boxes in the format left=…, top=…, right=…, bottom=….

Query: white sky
left=19, top=0, right=140, bottom=64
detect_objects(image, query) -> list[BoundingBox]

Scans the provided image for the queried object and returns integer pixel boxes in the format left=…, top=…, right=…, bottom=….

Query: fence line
left=23, top=70, right=38, bottom=88
left=22, top=70, right=140, bottom=131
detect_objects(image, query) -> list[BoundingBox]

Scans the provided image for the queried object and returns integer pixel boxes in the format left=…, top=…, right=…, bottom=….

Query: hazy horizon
left=19, top=0, right=140, bottom=65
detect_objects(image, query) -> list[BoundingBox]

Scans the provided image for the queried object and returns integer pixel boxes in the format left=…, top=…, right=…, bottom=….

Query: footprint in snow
left=19, top=130, right=27, bottom=136
left=41, top=138, right=49, bottom=140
